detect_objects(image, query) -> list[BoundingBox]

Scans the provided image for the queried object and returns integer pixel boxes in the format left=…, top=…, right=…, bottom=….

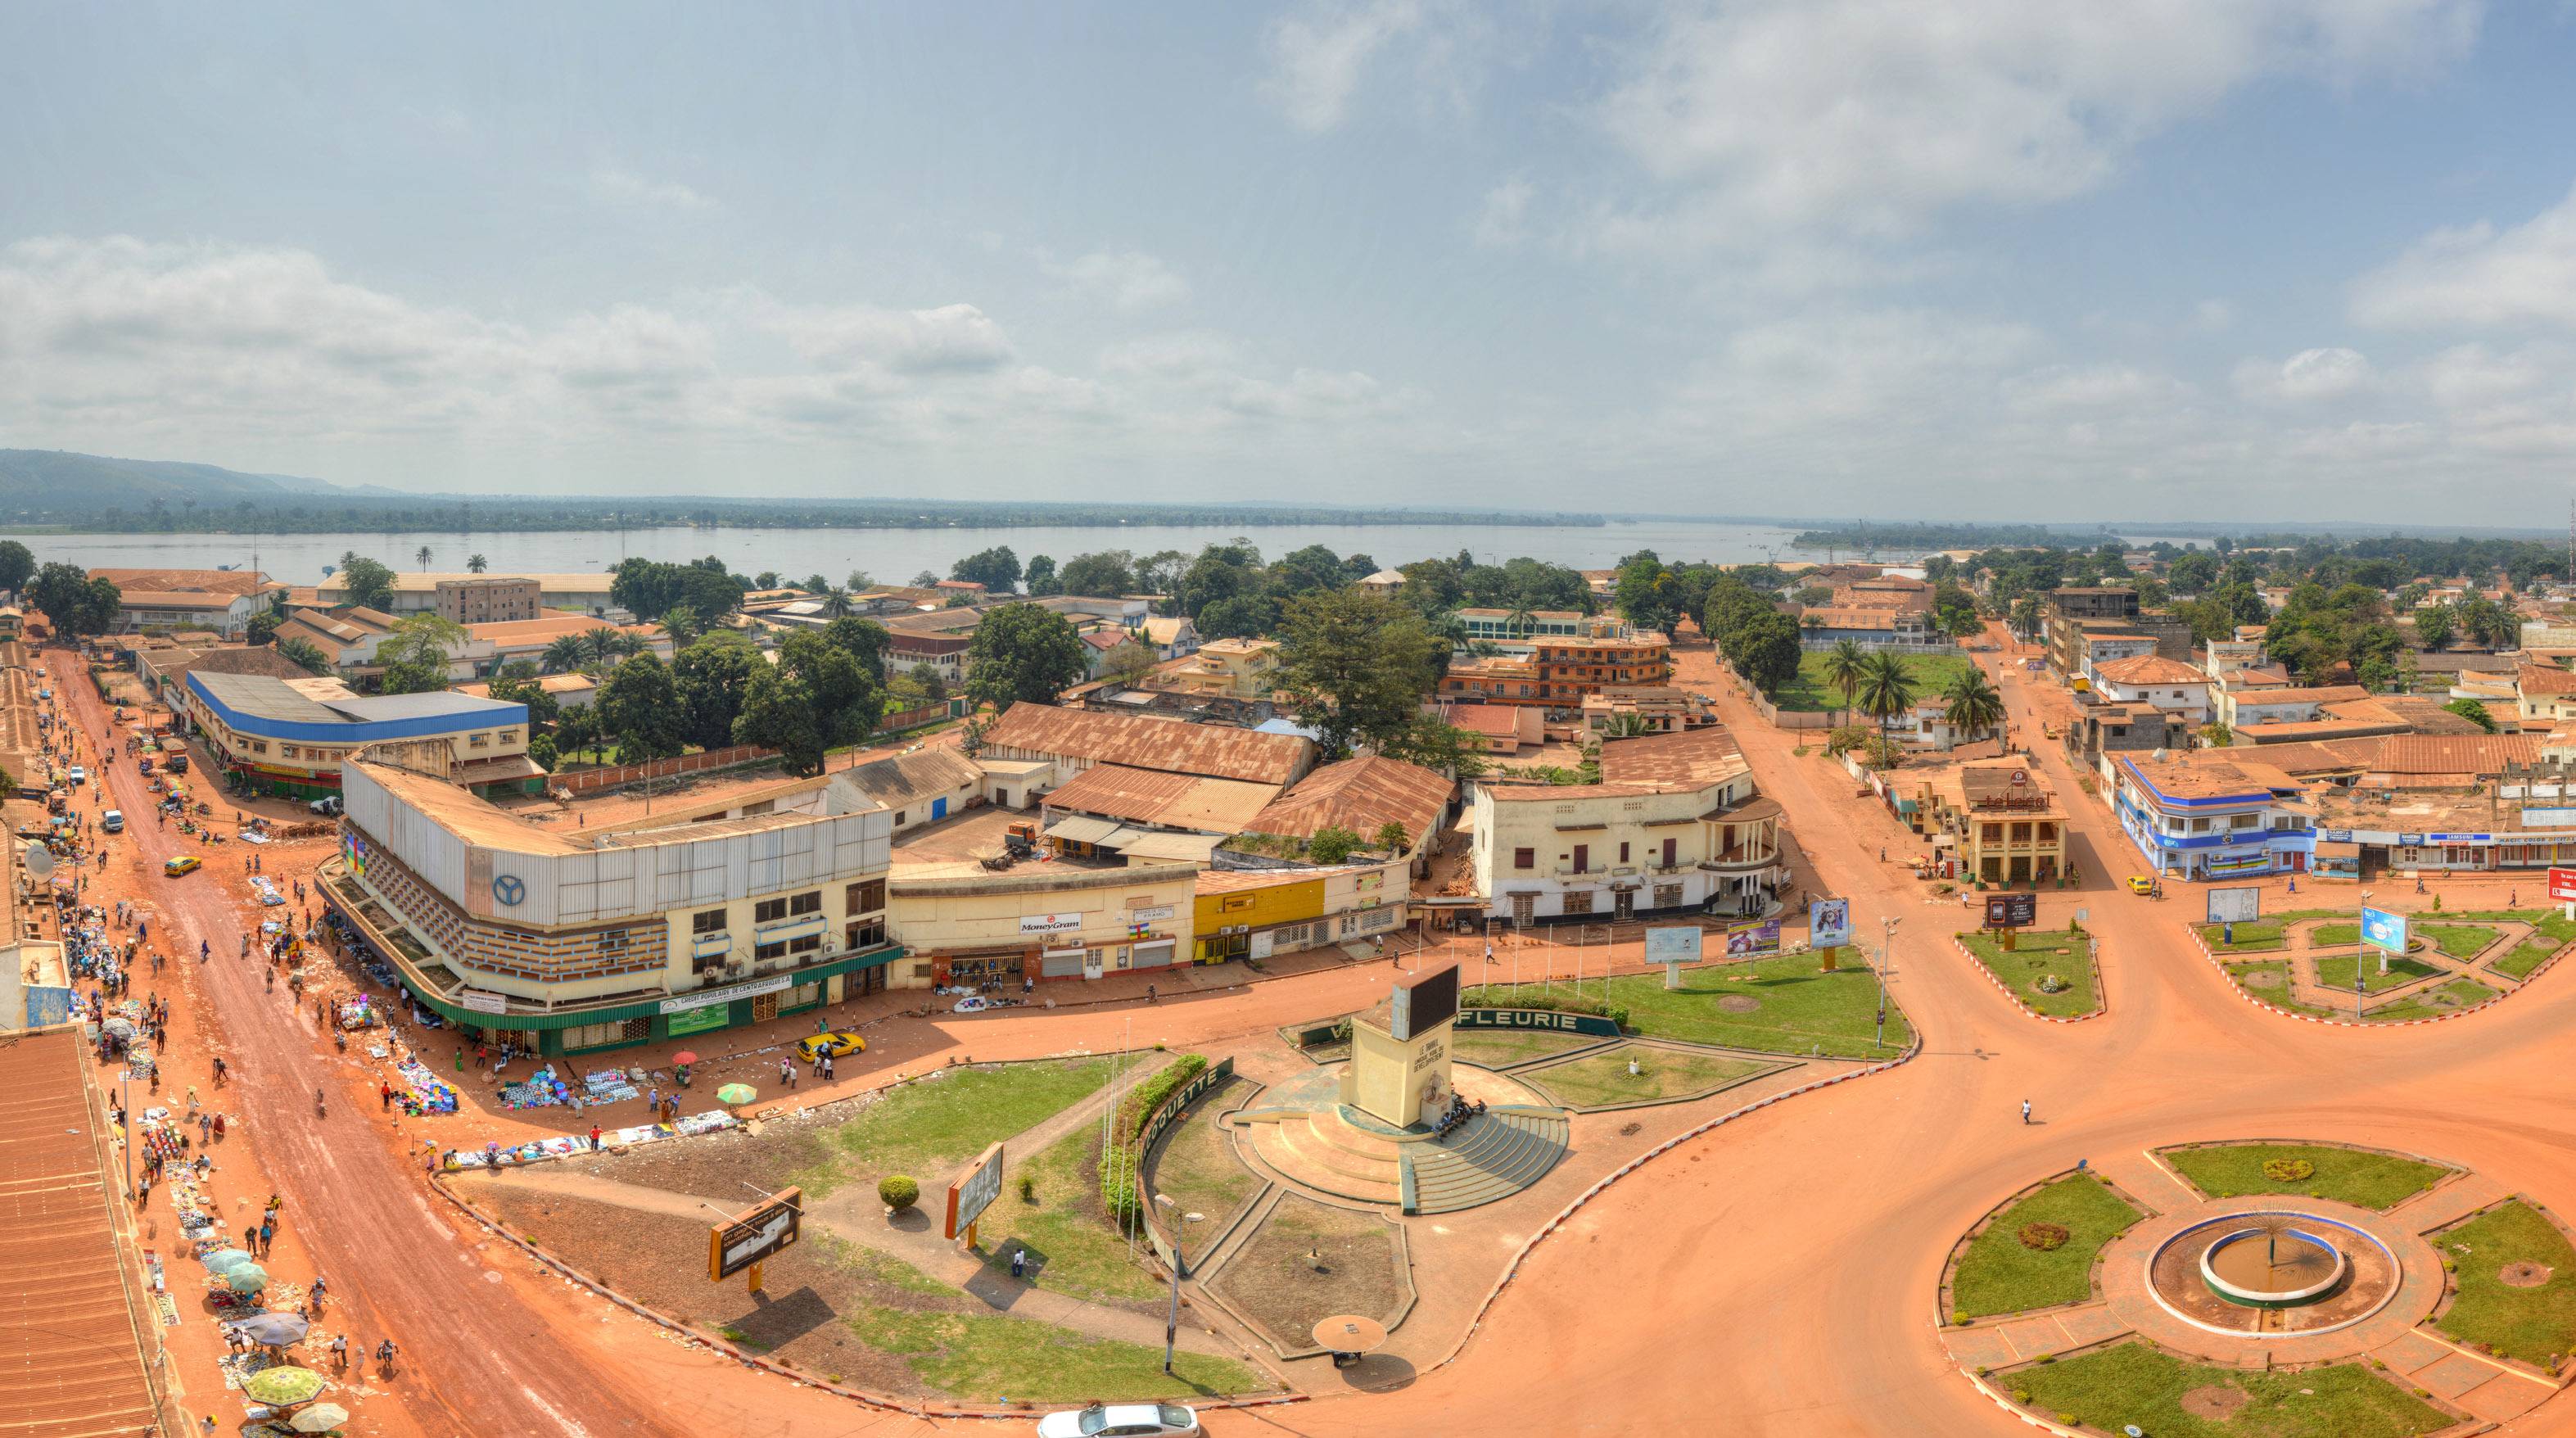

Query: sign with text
left=1643, top=926, right=1704, bottom=963
left=1019, top=911, right=1085, bottom=935
left=2360, top=907, right=2409, bottom=956
left=2551, top=867, right=2576, bottom=903
left=1808, top=898, right=1852, bottom=949
left=1984, top=893, right=2039, bottom=929
left=2205, top=887, right=2262, bottom=925
left=707, top=1187, right=802, bottom=1281
left=945, top=1143, right=1006, bottom=1240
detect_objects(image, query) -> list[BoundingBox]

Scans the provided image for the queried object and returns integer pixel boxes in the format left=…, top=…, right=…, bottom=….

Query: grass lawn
left=1142, top=1077, right=1262, bottom=1267
left=1957, top=930, right=2099, bottom=1018
left=2010, top=1343, right=2450, bottom=1438
left=2160, top=1143, right=2452, bottom=1210
left=2314, top=952, right=2445, bottom=994
left=1591, top=956, right=1913, bottom=1059
left=792, top=1058, right=1120, bottom=1200
left=1950, top=1173, right=2142, bottom=1318
left=1768, top=650, right=1972, bottom=712
left=2199, top=922, right=2289, bottom=952
left=2494, top=938, right=2565, bottom=981
left=1451, top=1029, right=1602, bottom=1067
left=974, top=1125, right=1162, bottom=1304
left=2224, top=961, right=2342, bottom=1018
left=846, top=1307, right=1265, bottom=1402
left=1524, top=1045, right=1778, bottom=1109
left=2434, top=1201, right=2576, bottom=1365
left=2367, top=978, right=2497, bottom=1022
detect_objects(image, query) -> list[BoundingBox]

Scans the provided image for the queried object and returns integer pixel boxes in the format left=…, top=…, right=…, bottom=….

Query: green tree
left=964, top=603, right=1087, bottom=714
left=336, top=554, right=398, bottom=612
left=951, top=545, right=1023, bottom=593
left=1820, top=639, right=1869, bottom=726
left=0, top=540, right=34, bottom=595
left=1276, top=588, right=1444, bottom=757
left=594, top=653, right=689, bottom=761
left=1941, top=666, right=2006, bottom=743
left=277, top=637, right=333, bottom=676
left=1023, top=554, right=1060, bottom=596
left=1856, top=651, right=1919, bottom=733
left=2445, top=697, right=2497, bottom=733
left=674, top=635, right=764, bottom=749
left=377, top=613, right=470, bottom=694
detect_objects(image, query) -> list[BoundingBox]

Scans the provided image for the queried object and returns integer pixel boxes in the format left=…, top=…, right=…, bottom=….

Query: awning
left=1044, top=816, right=1122, bottom=845
left=1117, top=831, right=1225, bottom=864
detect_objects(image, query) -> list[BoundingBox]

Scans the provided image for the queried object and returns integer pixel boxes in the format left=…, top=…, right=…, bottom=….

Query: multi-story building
left=2108, top=750, right=2316, bottom=881
left=1470, top=726, right=1782, bottom=925
left=435, top=577, right=543, bottom=626
left=319, top=757, right=900, bottom=1053
left=178, top=671, right=542, bottom=800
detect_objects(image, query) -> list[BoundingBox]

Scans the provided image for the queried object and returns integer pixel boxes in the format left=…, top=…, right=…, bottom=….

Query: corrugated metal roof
left=983, top=704, right=1313, bottom=784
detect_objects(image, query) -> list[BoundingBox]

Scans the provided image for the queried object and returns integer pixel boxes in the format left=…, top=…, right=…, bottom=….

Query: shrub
left=2018, top=1223, right=2071, bottom=1251
left=878, top=1175, right=920, bottom=1212
left=2262, top=1157, right=2316, bottom=1182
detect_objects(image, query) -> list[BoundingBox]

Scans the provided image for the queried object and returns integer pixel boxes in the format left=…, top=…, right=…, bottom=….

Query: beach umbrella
left=242, top=1365, right=328, bottom=1404
left=226, top=1312, right=310, bottom=1346
left=224, top=1262, right=269, bottom=1293
left=205, top=1248, right=256, bottom=1273
left=716, top=1083, right=756, bottom=1105
left=290, top=1402, right=350, bottom=1431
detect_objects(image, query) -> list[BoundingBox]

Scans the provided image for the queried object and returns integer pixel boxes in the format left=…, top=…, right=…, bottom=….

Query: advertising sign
left=2205, top=887, right=2262, bottom=925
left=1019, top=911, right=1085, bottom=935
left=945, top=1143, right=1006, bottom=1241
left=707, top=1187, right=802, bottom=1281
left=1984, top=893, right=2038, bottom=929
left=1723, top=918, right=1783, bottom=955
left=1808, top=898, right=1853, bottom=950
left=2551, top=867, right=2576, bottom=903
left=1390, top=965, right=1459, bottom=1041
left=2360, top=907, right=2409, bottom=956
left=1643, top=927, right=1705, bottom=962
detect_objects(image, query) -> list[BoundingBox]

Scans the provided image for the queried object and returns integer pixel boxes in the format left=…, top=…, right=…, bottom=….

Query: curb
left=1421, top=1029, right=1923, bottom=1377
left=2186, top=924, right=2524, bottom=1029
left=426, top=1175, right=1307, bottom=1419
left=1951, top=934, right=2104, bottom=1024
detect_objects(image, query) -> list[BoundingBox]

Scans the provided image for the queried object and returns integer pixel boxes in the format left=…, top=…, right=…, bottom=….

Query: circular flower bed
left=2262, top=1158, right=2316, bottom=1183
left=2017, top=1222, right=2071, bottom=1250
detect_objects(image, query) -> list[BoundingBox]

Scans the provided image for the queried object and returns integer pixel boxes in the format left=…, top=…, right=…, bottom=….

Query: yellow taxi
left=165, top=855, right=203, bottom=877
left=795, top=1031, right=866, bottom=1063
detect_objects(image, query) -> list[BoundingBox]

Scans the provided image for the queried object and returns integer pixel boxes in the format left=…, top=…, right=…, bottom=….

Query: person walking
left=2021, top=1099, right=2032, bottom=1125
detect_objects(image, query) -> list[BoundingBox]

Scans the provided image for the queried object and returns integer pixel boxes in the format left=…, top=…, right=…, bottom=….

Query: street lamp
left=1152, top=1195, right=1204, bottom=1374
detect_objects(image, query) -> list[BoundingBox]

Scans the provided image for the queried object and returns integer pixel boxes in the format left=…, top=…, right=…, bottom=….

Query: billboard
left=1808, top=898, right=1852, bottom=949
left=2206, top=887, right=2262, bottom=925
left=1644, top=927, right=1704, bottom=963
left=2360, top=907, right=2408, bottom=956
left=1984, top=893, right=2038, bottom=929
left=1723, top=919, right=1783, bottom=955
left=2551, top=867, right=2576, bottom=903
left=945, top=1143, right=1006, bottom=1241
left=1390, top=965, right=1460, bottom=1041
left=707, top=1187, right=802, bottom=1280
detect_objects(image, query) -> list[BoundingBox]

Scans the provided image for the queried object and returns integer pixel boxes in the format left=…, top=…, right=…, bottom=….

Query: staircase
left=1400, top=1106, right=1570, bottom=1215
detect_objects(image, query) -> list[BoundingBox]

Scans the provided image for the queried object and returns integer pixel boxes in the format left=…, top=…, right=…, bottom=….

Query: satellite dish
left=22, top=843, right=55, bottom=881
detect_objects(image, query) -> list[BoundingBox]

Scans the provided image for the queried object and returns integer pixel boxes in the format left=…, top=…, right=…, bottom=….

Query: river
left=11, top=518, right=1831, bottom=586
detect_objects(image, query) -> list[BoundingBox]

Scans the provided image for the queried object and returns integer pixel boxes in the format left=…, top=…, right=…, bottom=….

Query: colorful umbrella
left=671, top=1051, right=699, bottom=1065
left=716, top=1083, right=757, bottom=1105
left=224, top=1262, right=269, bottom=1293
left=226, top=1312, right=310, bottom=1346
left=289, top=1402, right=350, bottom=1431
left=242, top=1365, right=328, bottom=1404
left=205, top=1248, right=256, bottom=1272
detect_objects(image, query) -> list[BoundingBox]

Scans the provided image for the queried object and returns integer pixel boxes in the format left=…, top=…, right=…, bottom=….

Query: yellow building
left=888, top=862, right=1198, bottom=986
left=1192, top=861, right=1408, bottom=963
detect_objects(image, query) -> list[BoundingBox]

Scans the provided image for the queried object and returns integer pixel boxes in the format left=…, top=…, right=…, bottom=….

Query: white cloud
left=1262, top=1, right=1426, bottom=132
left=590, top=167, right=717, bottom=212
left=1049, top=251, right=1191, bottom=312
left=2234, top=346, right=2374, bottom=402
left=1588, top=0, right=2476, bottom=246
left=2351, top=181, right=2576, bottom=329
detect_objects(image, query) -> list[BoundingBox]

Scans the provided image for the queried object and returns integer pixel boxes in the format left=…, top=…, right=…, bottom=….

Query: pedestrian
left=2021, top=1099, right=2032, bottom=1125
left=1011, top=1247, right=1027, bottom=1279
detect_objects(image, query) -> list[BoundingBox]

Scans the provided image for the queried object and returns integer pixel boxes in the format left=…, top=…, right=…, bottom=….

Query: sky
left=4, top=2, right=2576, bottom=526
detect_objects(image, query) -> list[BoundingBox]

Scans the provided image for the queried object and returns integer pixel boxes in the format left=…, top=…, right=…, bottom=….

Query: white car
left=1035, top=1404, right=1200, bottom=1438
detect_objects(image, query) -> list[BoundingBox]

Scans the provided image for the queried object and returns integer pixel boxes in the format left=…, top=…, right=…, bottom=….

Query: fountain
left=2199, top=1215, right=2348, bottom=1309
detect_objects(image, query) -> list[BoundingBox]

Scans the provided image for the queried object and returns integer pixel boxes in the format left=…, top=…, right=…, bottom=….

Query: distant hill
left=0, top=449, right=395, bottom=514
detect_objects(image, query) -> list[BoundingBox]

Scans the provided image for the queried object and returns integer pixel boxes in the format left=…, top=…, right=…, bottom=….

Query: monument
left=1340, top=965, right=1459, bottom=1128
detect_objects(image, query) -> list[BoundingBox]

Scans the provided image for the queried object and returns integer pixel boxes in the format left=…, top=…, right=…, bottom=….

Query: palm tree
left=1820, top=639, right=1869, bottom=727
left=415, top=545, right=433, bottom=571
left=1856, top=651, right=1918, bottom=735
left=466, top=553, right=488, bottom=573
left=542, top=634, right=588, bottom=675
left=1941, top=666, right=2006, bottom=745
